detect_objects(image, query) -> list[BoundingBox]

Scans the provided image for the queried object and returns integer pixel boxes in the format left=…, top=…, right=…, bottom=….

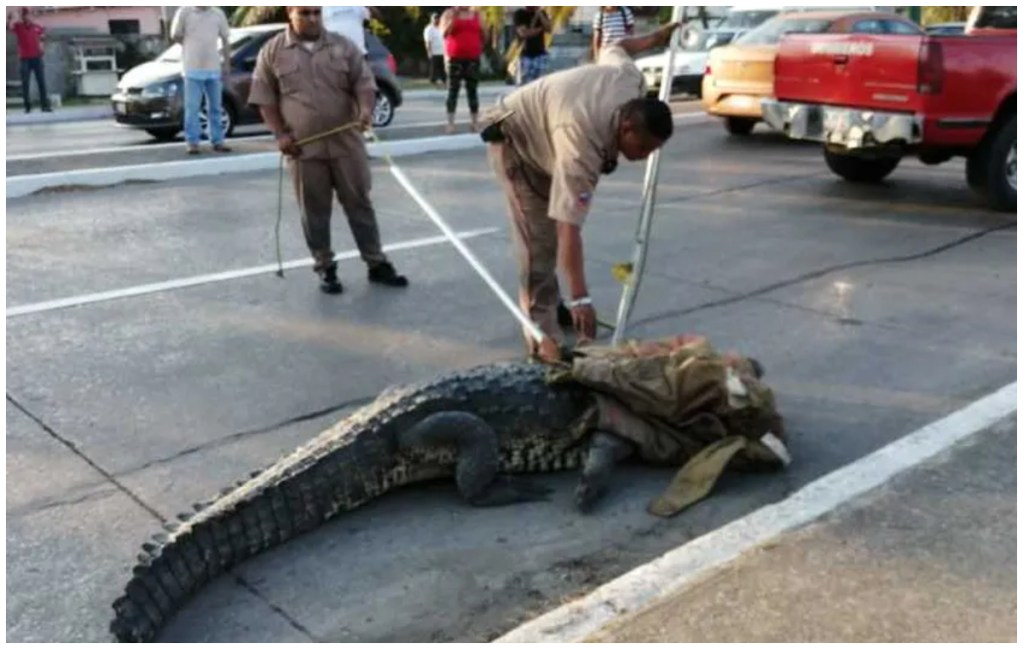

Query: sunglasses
left=296, top=9, right=321, bottom=17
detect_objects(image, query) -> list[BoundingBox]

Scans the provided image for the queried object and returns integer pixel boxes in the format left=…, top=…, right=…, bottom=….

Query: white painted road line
left=494, top=382, right=1018, bottom=643
left=6, top=228, right=498, bottom=318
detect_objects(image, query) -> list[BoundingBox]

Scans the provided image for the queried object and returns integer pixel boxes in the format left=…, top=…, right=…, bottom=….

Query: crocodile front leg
left=399, top=412, right=552, bottom=506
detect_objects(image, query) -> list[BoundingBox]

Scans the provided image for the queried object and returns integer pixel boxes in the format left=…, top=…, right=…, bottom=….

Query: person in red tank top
left=7, top=8, right=52, bottom=113
left=440, top=7, right=484, bottom=133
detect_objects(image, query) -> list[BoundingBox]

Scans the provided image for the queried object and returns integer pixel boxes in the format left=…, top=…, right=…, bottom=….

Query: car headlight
left=140, top=81, right=179, bottom=98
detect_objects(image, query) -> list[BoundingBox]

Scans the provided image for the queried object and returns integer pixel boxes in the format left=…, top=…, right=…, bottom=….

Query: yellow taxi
left=701, top=10, right=922, bottom=135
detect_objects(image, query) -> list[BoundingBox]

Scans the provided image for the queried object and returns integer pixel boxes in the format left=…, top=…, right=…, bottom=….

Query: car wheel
left=824, top=148, right=901, bottom=183
left=967, top=116, right=1016, bottom=213
left=198, top=98, right=235, bottom=139
left=373, top=89, right=395, bottom=128
left=145, top=127, right=179, bottom=142
left=724, top=117, right=756, bottom=136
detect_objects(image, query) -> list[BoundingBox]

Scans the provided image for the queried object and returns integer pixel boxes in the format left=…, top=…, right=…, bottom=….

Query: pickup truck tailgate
left=773, top=33, right=925, bottom=113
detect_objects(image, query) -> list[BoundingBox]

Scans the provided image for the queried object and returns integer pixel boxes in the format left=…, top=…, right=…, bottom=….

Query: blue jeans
left=20, top=57, right=50, bottom=111
left=183, top=74, right=224, bottom=145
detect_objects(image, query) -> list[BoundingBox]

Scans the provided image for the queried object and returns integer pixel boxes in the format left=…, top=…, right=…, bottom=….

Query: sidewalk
left=6, top=104, right=111, bottom=126
left=587, top=415, right=1017, bottom=643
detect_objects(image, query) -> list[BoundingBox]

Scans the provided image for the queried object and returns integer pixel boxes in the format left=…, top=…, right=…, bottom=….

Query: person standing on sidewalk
left=170, top=6, right=232, bottom=155
left=513, top=6, right=551, bottom=87
left=481, top=23, right=677, bottom=361
left=7, top=8, right=52, bottom=114
left=440, top=6, right=484, bottom=134
left=322, top=5, right=374, bottom=55
left=423, top=12, right=446, bottom=88
left=592, top=6, right=635, bottom=59
left=249, top=6, right=408, bottom=295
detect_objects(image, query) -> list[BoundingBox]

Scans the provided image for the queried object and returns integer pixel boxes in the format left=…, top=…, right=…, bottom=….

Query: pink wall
left=29, top=6, right=164, bottom=36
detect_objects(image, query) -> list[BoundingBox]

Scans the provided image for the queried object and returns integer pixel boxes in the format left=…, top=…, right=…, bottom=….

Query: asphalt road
left=6, top=118, right=1016, bottom=641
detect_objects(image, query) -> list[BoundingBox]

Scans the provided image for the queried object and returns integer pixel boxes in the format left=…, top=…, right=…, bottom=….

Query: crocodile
left=109, top=361, right=638, bottom=642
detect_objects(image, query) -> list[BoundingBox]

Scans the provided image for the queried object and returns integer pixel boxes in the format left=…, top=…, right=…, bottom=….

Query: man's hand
left=570, top=302, right=597, bottom=342
left=536, top=336, right=562, bottom=364
left=359, top=112, right=373, bottom=132
left=276, top=133, right=301, bottom=158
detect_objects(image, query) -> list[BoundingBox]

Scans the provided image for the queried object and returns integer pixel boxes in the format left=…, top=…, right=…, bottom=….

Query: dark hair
left=620, top=97, right=674, bottom=142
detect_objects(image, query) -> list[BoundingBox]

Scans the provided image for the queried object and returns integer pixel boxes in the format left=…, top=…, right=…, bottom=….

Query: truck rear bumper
left=761, top=99, right=922, bottom=150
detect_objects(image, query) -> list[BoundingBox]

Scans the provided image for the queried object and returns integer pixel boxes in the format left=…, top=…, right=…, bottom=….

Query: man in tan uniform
left=249, top=6, right=407, bottom=294
left=482, top=23, right=678, bottom=361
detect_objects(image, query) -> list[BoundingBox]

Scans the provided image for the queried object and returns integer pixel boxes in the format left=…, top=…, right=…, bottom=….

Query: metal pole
left=611, top=6, right=685, bottom=345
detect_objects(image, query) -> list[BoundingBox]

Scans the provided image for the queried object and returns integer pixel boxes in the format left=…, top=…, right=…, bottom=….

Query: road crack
left=629, top=221, right=1015, bottom=330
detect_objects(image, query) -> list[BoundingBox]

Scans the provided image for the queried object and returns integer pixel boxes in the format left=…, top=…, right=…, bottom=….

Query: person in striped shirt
left=592, top=6, right=635, bottom=58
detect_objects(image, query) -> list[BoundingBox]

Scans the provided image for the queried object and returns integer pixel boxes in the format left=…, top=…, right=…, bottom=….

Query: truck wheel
left=724, top=117, right=756, bottom=136
left=824, top=149, right=901, bottom=183
left=974, top=116, right=1016, bottom=213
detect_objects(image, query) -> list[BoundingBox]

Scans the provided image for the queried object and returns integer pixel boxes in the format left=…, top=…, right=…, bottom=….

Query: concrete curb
left=5, top=85, right=509, bottom=126
left=6, top=105, right=112, bottom=126
left=6, top=134, right=483, bottom=199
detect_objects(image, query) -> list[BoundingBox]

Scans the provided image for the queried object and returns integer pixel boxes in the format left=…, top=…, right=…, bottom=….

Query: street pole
left=611, top=5, right=685, bottom=345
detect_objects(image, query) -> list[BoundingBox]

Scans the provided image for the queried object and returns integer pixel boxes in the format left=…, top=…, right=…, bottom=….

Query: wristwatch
left=565, top=296, right=592, bottom=309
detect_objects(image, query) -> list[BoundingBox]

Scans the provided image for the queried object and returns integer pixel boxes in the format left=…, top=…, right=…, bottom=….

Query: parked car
left=761, top=6, right=1016, bottom=211
left=111, top=24, right=402, bottom=141
left=924, top=22, right=966, bottom=36
left=635, top=7, right=780, bottom=97
left=702, top=10, right=922, bottom=136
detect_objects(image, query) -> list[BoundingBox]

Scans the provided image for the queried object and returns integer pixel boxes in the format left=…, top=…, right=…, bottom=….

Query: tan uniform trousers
left=488, top=142, right=562, bottom=353
left=288, top=154, right=388, bottom=274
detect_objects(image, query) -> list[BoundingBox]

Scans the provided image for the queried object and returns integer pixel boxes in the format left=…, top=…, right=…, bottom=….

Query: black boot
left=367, top=261, right=408, bottom=287
left=319, top=263, right=343, bottom=294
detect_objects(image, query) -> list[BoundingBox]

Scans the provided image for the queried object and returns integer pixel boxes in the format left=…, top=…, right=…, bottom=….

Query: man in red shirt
left=8, top=8, right=52, bottom=113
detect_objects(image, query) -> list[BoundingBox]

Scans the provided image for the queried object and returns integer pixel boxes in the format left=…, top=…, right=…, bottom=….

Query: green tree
left=921, top=6, right=973, bottom=25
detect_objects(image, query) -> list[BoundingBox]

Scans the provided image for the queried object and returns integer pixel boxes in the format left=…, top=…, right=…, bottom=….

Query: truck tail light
left=387, top=53, right=397, bottom=75
left=917, top=40, right=944, bottom=95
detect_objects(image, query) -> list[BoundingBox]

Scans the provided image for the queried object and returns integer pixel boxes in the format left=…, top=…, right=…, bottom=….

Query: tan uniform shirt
left=487, top=45, right=646, bottom=226
left=248, top=28, right=376, bottom=160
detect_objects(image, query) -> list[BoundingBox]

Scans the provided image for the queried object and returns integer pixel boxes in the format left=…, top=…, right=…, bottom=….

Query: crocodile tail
left=109, top=465, right=349, bottom=642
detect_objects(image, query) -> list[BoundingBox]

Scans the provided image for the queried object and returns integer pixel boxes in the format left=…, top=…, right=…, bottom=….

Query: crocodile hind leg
left=575, top=431, right=634, bottom=512
left=399, top=411, right=553, bottom=506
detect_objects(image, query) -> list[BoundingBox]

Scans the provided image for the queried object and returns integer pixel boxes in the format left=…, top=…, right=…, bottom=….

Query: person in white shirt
left=423, top=12, right=446, bottom=87
left=322, top=5, right=371, bottom=54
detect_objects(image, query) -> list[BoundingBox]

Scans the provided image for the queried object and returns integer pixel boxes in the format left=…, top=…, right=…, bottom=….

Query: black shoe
left=557, top=301, right=574, bottom=328
left=42, top=106, right=53, bottom=113
left=319, top=264, right=343, bottom=294
left=367, top=262, right=408, bottom=287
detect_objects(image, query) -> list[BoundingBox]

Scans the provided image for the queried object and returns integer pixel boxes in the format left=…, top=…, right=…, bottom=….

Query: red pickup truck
left=761, top=8, right=1016, bottom=212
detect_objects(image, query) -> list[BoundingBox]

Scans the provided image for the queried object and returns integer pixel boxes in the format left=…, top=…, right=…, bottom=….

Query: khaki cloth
left=484, top=45, right=645, bottom=347
left=249, top=28, right=387, bottom=273
left=484, top=44, right=645, bottom=226
left=548, top=335, right=790, bottom=517
left=249, top=28, right=376, bottom=161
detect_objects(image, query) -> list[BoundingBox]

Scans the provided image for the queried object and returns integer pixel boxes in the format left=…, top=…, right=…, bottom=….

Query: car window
left=719, top=10, right=778, bottom=29
left=851, top=19, right=885, bottom=34
left=734, top=17, right=833, bottom=46
left=884, top=20, right=923, bottom=35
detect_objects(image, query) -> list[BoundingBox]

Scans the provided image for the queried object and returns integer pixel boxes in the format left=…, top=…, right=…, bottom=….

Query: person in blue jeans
left=170, top=6, right=232, bottom=154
